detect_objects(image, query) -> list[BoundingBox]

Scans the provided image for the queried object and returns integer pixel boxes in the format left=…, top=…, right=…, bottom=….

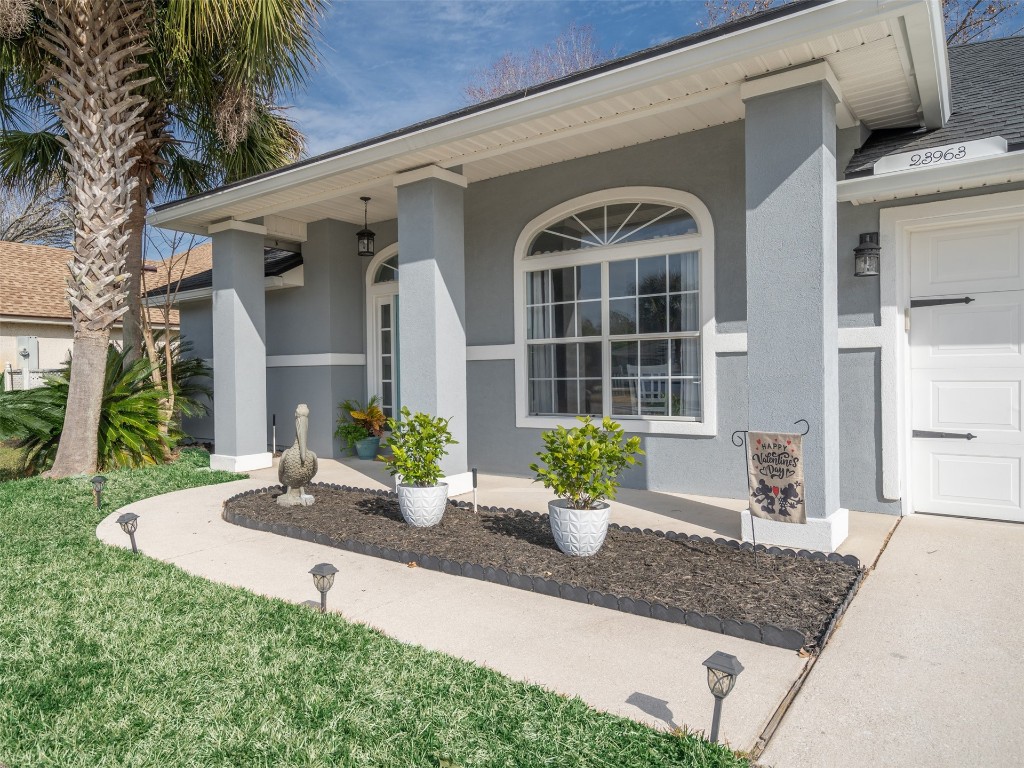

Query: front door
left=910, top=214, right=1024, bottom=521
left=373, top=294, right=399, bottom=420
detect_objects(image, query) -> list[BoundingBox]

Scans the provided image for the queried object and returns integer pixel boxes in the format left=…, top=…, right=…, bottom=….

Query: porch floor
left=251, top=457, right=896, bottom=567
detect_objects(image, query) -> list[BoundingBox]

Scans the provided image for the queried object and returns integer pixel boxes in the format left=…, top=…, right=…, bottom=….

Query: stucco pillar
left=209, top=223, right=272, bottom=472
left=395, top=166, right=470, bottom=491
left=741, top=65, right=848, bottom=551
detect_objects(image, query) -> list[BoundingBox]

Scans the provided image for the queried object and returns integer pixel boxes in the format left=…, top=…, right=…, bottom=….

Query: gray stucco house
left=149, top=0, right=1024, bottom=552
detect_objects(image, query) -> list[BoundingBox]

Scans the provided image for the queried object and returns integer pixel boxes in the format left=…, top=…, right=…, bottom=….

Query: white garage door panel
left=912, top=373, right=1021, bottom=439
left=910, top=219, right=1024, bottom=296
left=912, top=446, right=1022, bottom=518
left=910, top=292, right=1024, bottom=369
left=910, top=211, right=1024, bottom=522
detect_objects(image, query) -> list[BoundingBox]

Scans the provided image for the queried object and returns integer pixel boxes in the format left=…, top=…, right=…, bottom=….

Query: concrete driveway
left=761, top=513, right=1024, bottom=767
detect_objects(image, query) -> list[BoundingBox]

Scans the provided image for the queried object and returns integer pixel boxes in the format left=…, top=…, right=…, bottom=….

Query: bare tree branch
left=0, top=185, right=72, bottom=247
left=463, top=23, right=613, bottom=103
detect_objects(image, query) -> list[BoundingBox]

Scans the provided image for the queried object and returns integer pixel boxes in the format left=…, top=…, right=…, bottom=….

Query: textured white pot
left=397, top=483, right=448, bottom=527
left=548, top=499, right=610, bottom=557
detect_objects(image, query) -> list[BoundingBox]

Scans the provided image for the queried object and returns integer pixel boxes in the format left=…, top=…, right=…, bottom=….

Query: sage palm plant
left=0, top=0, right=325, bottom=476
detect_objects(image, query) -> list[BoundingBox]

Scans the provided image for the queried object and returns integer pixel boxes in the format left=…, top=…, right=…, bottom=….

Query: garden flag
left=746, top=432, right=806, bottom=524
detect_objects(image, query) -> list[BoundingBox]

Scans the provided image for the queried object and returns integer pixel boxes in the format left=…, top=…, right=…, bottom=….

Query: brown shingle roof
left=0, top=240, right=211, bottom=327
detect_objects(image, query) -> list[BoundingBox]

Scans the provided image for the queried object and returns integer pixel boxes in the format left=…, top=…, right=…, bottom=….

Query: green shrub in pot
left=530, top=416, right=644, bottom=556
left=384, top=407, right=458, bottom=526
left=335, top=396, right=386, bottom=459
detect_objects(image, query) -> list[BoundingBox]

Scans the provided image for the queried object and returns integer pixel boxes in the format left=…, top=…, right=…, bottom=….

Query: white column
left=741, top=64, right=848, bottom=552
left=209, top=221, right=272, bottom=472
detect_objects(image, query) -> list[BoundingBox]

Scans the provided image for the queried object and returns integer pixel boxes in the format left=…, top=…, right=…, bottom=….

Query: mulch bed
left=225, top=485, right=861, bottom=651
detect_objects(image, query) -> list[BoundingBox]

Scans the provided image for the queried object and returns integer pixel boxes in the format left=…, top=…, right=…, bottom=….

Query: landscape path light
left=91, top=475, right=107, bottom=510
left=702, top=651, right=744, bottom=744
left=116, top=512, right=140, bottom=554
left=309, top=562, right=339, bottom=613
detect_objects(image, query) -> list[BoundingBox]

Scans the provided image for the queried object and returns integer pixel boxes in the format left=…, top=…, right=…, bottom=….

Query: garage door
left=910, top=215, right=1024, bottom=521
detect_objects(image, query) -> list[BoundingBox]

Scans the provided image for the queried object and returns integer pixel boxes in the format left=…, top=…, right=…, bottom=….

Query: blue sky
left=286, top=1, right=710, bottom=158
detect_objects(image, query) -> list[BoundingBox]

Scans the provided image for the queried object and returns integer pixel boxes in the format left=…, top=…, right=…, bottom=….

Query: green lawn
left=0, top=443, right=26, bottom=482
left=0, top=451, right=749, bottom=768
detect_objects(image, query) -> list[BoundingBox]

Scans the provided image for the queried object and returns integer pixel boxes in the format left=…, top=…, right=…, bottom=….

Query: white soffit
left=150, top=1, right=943, bottom=235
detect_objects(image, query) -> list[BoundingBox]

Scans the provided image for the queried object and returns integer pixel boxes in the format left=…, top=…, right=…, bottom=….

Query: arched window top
left=528, top=202, right=698, bottom=257
left=373, top=254, right=398, bottom=284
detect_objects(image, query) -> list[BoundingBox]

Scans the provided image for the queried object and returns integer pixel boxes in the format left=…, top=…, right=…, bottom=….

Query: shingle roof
left=846, top=36, right=1024, bottom=176
left=150, top=246, right=303, bottom=297
left=0, top=240, right=211, bottom=325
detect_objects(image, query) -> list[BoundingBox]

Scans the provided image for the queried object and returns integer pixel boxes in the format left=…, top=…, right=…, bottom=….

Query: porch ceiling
left=150, top=1, right=944, bottom=236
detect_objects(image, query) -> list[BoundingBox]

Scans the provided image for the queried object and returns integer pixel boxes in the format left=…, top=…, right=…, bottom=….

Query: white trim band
left=468, top=327, right=884, bottom=363
left=207, top=220, right=267, bottom=236
left=266, top=353, right=366, bottom=368
left=838, top=151, right=1024, bottom=205
left=393, top=165, right=468, bottom=189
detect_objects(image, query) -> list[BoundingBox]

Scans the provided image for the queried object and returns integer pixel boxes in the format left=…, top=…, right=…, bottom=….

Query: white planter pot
left=397, top=483, right=448, bottom=527
left=548, top=499, right=610, bottom=557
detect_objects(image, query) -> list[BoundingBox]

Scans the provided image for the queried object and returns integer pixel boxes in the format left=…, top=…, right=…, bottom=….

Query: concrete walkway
left=95, top=468, right=822, bottom=752
left=762, top=513, right=1024, bottom=767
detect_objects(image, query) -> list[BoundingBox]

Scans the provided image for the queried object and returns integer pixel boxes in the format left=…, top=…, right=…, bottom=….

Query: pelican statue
left=277, top=404, right=318, bottom=506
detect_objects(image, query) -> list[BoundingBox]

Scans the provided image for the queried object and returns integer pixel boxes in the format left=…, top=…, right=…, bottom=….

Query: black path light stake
left=91, top=475, right=107, bottom=510
left=703, top=651, right=744, bottom=744
left=116, top=512, right=140, bottom=554
left=309, top=562, right=339, bottom=614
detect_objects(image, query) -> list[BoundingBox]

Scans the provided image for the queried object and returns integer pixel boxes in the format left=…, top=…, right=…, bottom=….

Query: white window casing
left=514, top=187, right=718, bottom=436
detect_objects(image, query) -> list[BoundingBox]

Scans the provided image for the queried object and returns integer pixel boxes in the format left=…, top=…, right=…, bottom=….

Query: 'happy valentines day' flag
left=746, top=432, right=806, bottom=524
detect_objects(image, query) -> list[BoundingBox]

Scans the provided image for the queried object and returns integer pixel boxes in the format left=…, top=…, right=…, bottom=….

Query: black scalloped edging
left=223, top=483, right=864, bottom=653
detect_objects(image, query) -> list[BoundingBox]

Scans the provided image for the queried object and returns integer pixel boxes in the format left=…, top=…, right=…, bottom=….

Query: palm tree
left=0, top=0, right=325, bottom=476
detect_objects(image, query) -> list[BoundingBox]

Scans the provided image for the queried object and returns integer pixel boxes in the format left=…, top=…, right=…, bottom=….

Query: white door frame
left=879, top=190, right=1024, bottom=516
left=365, top=243, right=399, bottom=410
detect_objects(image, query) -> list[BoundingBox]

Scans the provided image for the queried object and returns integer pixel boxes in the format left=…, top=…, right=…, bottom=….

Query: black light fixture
left=309, top=562, right=339, bottom=613
left=702, top=651, right=744, bottom=743
left=116, top=512, right=140, bottom=554
left=854, top=232, right=880, bottom=277
left=91, top=475, right=107, bottom=510
left=356, top=196, right=375, bottom=258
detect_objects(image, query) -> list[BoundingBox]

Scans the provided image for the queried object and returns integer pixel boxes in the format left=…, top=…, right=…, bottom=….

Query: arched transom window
left=516, top=189, right=715, bottom=432
left=373, top=254, right=398, bottom=284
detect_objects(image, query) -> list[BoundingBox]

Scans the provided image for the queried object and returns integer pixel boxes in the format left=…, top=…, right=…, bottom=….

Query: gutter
left=149, top=0, right=942, bottom=232
left=837, top=151, right=1024, bottom=204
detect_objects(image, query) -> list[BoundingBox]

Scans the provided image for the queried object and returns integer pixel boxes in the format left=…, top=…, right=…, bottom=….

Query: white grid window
left=516, top=190, right=716, bottom=435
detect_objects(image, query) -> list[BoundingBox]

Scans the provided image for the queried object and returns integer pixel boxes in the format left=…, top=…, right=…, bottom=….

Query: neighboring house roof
left=151, top=246, right=303, bottom=297
left=0, top=240, right=210, bottom=326
left=846, top=37, right=1024, bottom=176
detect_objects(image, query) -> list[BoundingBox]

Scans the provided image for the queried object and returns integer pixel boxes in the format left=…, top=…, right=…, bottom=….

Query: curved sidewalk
left=97, top=475, right=806, bottom=752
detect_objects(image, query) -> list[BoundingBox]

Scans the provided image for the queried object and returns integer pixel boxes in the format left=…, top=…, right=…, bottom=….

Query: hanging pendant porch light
left=357, top=196, right=375, bottom=258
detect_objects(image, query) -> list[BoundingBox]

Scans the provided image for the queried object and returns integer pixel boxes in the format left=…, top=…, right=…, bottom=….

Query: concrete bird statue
left=277, top=404, right=318, bottom=506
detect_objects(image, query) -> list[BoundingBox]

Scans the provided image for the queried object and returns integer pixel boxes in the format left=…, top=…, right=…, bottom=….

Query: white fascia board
left=148, top=0, right=937, bottom=233
left=897, top=0, right=950, bottom=127
left=838, top=151, right=1024, bottom=204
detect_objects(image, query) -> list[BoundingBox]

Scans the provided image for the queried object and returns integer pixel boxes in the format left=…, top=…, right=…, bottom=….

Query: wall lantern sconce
left=854, top=232, right=880, bottom=277
left=356, top=196, right=375, bottom=258
left=702, top=651, right=744, bottom=743
left=91, top=475, right=107, bottom=510
left=116, top=512, right=140, bottom=554
left=309, top=562, right=339, bottom=613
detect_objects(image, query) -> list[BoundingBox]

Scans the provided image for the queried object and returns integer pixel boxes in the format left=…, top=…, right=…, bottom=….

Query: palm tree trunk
left=122, top=180, right=147, bottom=365
left=44, top=0, right=150, bottom=477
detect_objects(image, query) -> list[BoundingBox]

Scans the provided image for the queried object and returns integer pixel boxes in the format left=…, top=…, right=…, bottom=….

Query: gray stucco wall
left=458, top=119, right=901, bottom=513
left=179, top=299, right=214, bottom=443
